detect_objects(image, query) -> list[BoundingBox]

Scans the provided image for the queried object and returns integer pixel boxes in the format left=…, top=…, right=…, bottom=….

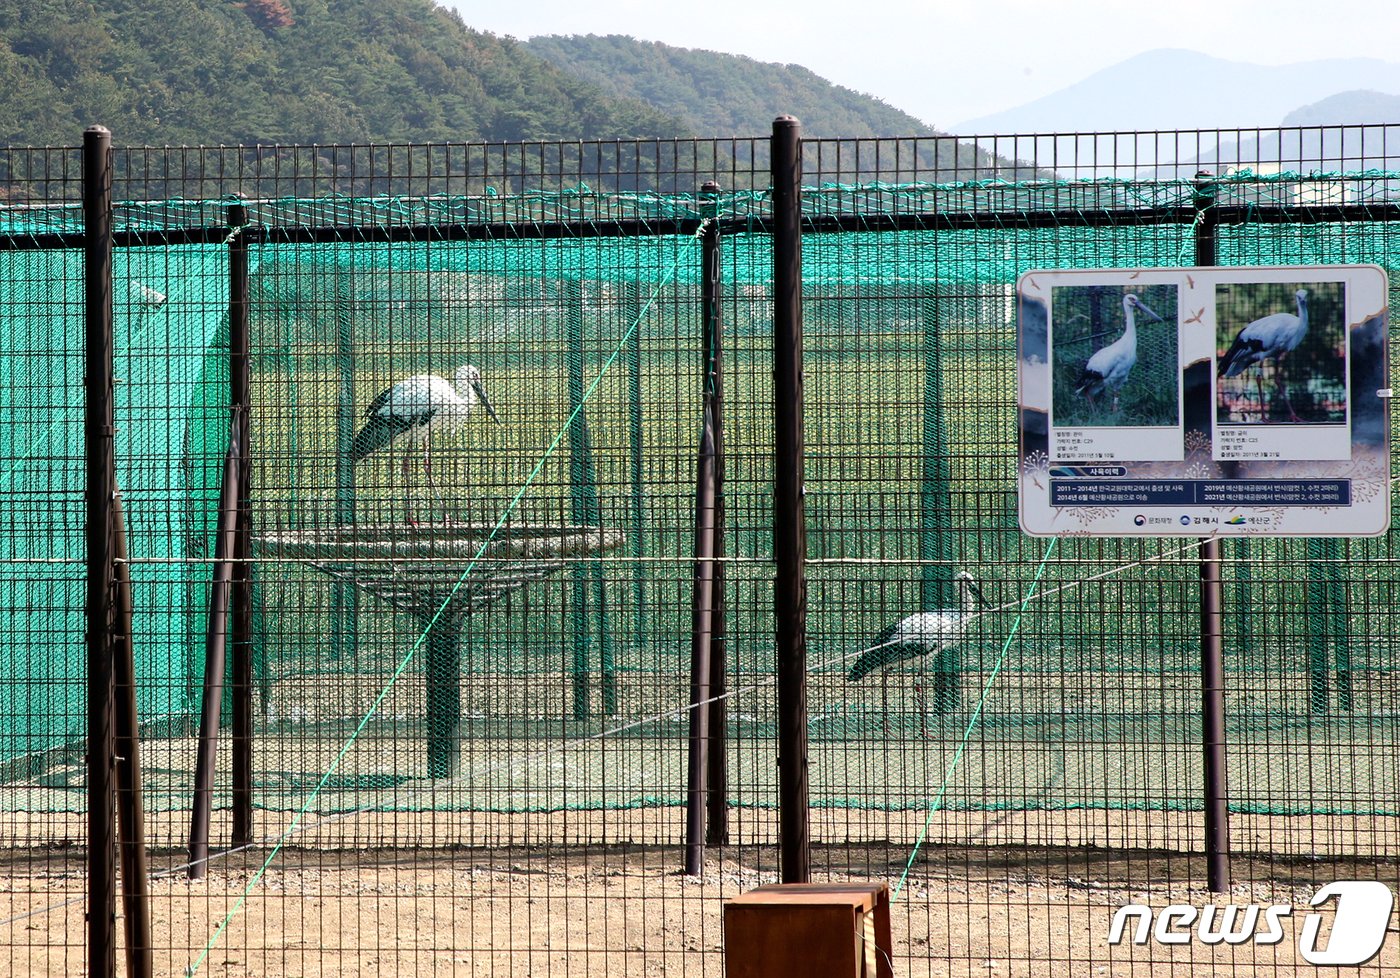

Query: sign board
left=1017, top=265, right=1389, bottom=537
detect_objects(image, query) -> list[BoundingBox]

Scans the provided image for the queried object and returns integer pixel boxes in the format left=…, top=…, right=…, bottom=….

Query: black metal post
left=564, top=280, right=616, bottom=718
left=624, top=282, right=650, bottom=658
left=423, top=610, right=467, bottom=778
left=701, top=181, right=729, bottom=847
left=1194, top=171, right=1230, bottom=893
left=189, top=420, right=241, bottom=880
left=83, top=123, right=118, bottom=978
left=111, top=489, right=153, bottom=978
left=684, top=418, right=716, bottom=875
left=331, top=273, right=358, bottom=657
left=920, top=291, right=957, bottom=714
left=772, top=115, right=810, bottom=884
left=566, top=281, right=593, bottom=720
left=228, top=202, right=254, bottom=847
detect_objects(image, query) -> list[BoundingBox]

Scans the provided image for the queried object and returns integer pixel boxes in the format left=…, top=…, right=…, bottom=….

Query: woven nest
left=254, top=522, right=625, bottom=618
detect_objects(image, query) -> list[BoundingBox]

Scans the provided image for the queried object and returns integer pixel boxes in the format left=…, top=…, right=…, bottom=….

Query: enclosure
left=3, top=121, right=1400, bottom=977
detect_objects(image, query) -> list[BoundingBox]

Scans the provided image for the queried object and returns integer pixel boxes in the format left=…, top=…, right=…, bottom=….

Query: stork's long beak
left=967, top=579, right=990, bottom=609
left=1137, top=300, right=1165, bottom=323
left=474, top=379, right=501, bottom=423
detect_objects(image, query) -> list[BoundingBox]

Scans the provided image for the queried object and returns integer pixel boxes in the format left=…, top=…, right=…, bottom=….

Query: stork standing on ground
left=848, top=571, right=989, bottom=730
left=1217, top=288, right=1309, bottom=422
left=1073, top=293, right=1165, bottom=412
left=350, top=364, right=500, bottom=524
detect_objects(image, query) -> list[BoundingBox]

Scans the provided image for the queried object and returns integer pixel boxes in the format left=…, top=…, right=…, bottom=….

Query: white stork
left=128, top=280, right=168, bottom=309
left=350, top=364, right=500, bottom=524
left=848, top=571, right=988, bottom=727
left=1217, top=288, right=1309, bottom=422
left=1073, top=293, right=1165, bottom=412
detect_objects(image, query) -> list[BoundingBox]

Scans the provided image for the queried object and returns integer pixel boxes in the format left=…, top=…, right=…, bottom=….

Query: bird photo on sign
left=1050, top=283, right=1180, bottom=428
left=1214, top=281, right=1346, bottom=425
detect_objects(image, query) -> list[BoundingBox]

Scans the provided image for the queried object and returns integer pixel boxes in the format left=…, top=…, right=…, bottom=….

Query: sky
left=445, top=0, right=1400, bottom=129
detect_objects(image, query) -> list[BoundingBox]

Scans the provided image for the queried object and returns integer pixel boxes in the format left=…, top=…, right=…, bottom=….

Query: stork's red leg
left=402, top=450, right=416, bottom=525
left=1276, top=354, right=1300, bottom=422
left=422, top=441, right=445, bottom=523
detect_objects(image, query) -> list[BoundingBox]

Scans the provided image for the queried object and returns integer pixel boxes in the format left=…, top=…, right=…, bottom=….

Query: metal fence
left=3, top=120, right=1400, bottom=977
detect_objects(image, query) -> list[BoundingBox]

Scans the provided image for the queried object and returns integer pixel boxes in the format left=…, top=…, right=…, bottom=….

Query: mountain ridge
left=522, top=33, right=940, bottom=140
left=952, top=48, right=1400, bottom=135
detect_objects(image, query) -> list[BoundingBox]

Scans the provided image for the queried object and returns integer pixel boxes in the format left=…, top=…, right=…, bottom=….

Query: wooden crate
left=723, top=882, right=893, bottom=978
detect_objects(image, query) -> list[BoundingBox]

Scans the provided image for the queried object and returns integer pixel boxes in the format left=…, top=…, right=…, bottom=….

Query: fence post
left=1305, top=537, right=1348, bottom=713
left=920, top=290, right=957, bottom=715
left=624, top=283, right=650, bottom=656
left=772, top=115, right=810, bottom=884
left=701, top=181, right=730, bottom=847
left=685, top=418, right=716, bottom=876
left=83, top=121, right=118, bottom=978
left=228, top=201, right=255, bottom=847
left=331, top=271, right=358, bottom=656
left=564, top=280, right=615, bottom=718
left=111, top=489, right=153, bottom=978
left=189, top=419, right=241, bottom=880
left=1193, top=170, right=1230, bottom=894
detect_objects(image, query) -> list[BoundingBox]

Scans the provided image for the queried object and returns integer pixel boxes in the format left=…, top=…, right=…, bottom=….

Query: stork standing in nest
left=350, top=364, right=500, bottom=524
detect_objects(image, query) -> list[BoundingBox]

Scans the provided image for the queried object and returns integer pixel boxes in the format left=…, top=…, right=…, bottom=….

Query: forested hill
left=0, top=1, right=1026, bottom=188
left=0, top=0, right=684, bottom=146
left=523, top=33, right=942, bottom=139
left=524, top=33, right=1037, bottom=180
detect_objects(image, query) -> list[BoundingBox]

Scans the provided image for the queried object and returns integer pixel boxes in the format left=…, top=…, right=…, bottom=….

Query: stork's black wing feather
left=349, top=413, right=416, bottom=461
left=1074, top=366, right=1105, bottom=396
left=362, top=386, right=396, bottom=418
left=847, top=640, right=927, bottom=681
left=1217, top=335, right=1266, bottom=377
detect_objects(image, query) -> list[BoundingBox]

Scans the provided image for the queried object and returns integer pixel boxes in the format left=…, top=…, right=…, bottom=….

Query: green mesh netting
left=0, top=246, right=232, bottom=768
left=2, top=175, right=1397, bottom=829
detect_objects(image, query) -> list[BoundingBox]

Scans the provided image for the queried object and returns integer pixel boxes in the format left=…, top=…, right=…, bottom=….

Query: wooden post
left=771, top=115, right=810, bottom=884
left=685, top=417, right=716, bottom=875
left=228, top=201, right=255, bottom=847
left=624, top=283, right=650, bottom=656
left=920, top=290, right=957, bottom=714
left=700, top=181, right=730, bottom=846
left=83, top=122, right=118, bottom=978
left=112, top=490, right=153, bottom=978
left=189, top=420, right=241, bottom=880
left=424, top=610, right=467, bottom=778
left=564, top=280, right=615, bottom=718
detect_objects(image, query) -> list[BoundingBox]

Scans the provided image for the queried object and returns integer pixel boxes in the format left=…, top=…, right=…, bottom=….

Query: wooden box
left=723, top=882, right=893, bottom=978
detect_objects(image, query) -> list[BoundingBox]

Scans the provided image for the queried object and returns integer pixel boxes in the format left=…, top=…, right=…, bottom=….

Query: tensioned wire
left=185, top=222, right=709, bottom=977
left=891, top=536, right=1057, bottom=901
left=183, top=533, right=1190, bottom=901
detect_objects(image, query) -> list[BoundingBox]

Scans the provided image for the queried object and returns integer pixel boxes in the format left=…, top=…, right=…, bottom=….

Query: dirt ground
left=5, top=717, right=1399, bottom=977
left=6, top=820, right=1400, bottom=978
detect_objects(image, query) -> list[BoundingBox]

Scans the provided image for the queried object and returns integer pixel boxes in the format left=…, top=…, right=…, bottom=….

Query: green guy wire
left=891, top=537, right=1058, bottom=902
left=187, top=230, right=701, bottom=976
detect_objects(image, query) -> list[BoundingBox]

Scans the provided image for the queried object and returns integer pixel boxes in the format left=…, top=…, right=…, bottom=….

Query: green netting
left=2, top=172, right=1397, bottom=830
left=0, top=246, right=231, bottom=768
